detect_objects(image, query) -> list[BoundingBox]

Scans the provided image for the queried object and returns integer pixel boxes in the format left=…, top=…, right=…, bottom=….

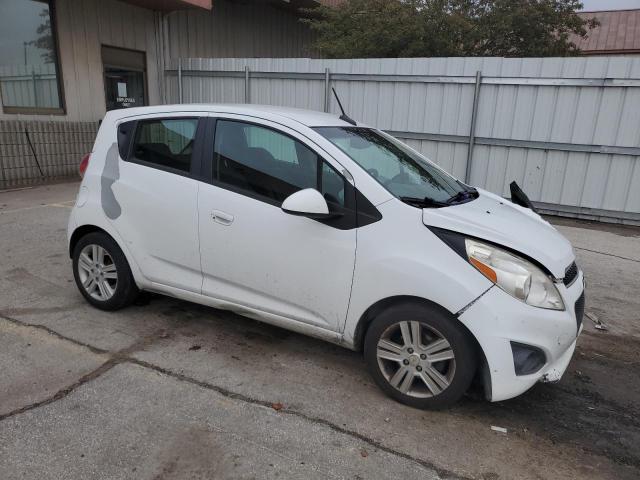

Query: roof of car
left=106, top=104, right=361, bottom=128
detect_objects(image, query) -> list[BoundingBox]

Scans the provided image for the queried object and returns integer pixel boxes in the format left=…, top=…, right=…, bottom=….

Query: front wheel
left=364, top=302, right=477, bottom=409
left=72, top=232, right=139, bottom=310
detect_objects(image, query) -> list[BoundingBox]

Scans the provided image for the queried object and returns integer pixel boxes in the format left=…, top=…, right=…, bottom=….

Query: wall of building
left=0, top=0, right=316, bottom=188
left=163, top=0, right=315, bottom=62
left=0, top=0, right=315, bottom=123
left=0, top=0, right=162, bottom=123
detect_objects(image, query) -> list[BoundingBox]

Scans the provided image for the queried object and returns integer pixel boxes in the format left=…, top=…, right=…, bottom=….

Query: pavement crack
left=0, top=313, right=108, bottom=355
left=0, top=314, right=469, bottom=478
left=128, top=358, right=472, bottom=480
left=574, top=247, right=640, bottom=263
left=0, top=360, right=117, bottom=422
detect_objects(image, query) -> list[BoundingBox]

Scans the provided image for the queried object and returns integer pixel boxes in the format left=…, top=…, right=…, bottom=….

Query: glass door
left=102, top=46, right=147, bottom=111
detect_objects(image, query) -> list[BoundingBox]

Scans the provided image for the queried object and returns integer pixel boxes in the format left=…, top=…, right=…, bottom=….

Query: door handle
left=211, top=210, right=234, bottom=226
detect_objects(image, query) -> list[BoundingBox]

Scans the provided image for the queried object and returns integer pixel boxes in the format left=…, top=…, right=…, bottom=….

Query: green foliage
left=302, top=0, right=599, bottom=58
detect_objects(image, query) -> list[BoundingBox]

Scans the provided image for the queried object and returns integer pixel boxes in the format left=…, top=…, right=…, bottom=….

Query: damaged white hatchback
left=68, top=104, right=585, bottom=408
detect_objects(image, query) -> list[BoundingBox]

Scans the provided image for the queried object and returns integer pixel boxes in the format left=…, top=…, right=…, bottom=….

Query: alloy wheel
left=376, top=320, right=456, bottom=398
left=77, top=244, right=118, bottom=301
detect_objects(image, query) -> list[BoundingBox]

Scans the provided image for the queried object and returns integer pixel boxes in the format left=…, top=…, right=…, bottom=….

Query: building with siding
left=0, top=0, right=317, bottom=122
left=0, top=0, right=318, bottom=187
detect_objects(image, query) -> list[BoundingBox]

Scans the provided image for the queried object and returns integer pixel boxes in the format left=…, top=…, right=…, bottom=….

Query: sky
left=580, top=0, right=640, bottom=11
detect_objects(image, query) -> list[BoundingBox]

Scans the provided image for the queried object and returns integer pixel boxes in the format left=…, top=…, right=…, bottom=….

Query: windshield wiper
left=399, top=196, right=449, bottom=208
left=446, top=188, right=478, bottom=205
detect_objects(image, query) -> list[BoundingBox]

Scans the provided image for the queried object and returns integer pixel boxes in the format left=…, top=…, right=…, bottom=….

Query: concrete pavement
left=1, top=181, right=639, bottom=480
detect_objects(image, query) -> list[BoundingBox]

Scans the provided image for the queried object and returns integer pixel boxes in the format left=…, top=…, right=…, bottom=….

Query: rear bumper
left=459, top=271, right=584, bottom=402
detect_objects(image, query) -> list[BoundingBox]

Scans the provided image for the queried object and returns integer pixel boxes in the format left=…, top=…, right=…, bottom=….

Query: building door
left=102, top=46, right=147, bottom=111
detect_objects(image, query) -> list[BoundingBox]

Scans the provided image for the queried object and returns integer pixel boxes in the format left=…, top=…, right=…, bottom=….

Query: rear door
left=112, top=113, right=205, bottom=293
left=197, top=115, right=358, bottom=331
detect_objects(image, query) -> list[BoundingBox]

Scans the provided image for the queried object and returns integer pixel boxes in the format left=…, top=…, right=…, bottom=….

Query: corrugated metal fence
left=167, top=56, right=640, bottom=224
left=0, top=64, right=60, bottom=110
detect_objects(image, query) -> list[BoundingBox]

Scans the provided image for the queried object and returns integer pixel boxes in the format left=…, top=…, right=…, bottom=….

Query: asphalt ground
left=1, top=181, right=639, bottom=480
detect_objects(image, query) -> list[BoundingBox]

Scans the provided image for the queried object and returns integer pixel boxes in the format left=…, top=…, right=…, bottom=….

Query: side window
left=130, top=118, right=198, bottom=173
left=213, top=120, right=319, bottom=204
left=321, top=162, right=346, bottom=208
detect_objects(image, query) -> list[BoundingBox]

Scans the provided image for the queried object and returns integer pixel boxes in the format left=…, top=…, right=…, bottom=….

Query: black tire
left=364, top=302, right=477, bottom=409
left=72, top=232, right=139, bottom=311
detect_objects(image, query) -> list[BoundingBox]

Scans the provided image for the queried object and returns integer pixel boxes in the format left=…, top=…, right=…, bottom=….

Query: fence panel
left=0, top=120, right=97, bottom=189
left=0, top=64, right=60, bottom=109
left=164, top=56, right=640, bottom=224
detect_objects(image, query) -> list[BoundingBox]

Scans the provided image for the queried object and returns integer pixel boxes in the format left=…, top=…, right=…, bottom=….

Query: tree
left=302, top=0, right=599, bottom=58
left=29, top=10, right=55, bottom=64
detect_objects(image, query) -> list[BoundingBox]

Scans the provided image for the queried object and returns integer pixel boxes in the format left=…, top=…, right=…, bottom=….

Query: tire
left=363, top=302, right=477, bottom=409
left=72, top=232, right=139, bottom=311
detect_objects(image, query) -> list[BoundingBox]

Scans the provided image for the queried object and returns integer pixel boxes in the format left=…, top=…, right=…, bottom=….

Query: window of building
left=0, top=0, right=64, bottom=114
left=130, top=118, right=199, bottom=173
left=213, top=120, right=346, bottom=208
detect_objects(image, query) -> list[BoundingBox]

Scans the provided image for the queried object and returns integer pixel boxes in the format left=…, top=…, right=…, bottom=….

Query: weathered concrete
left=0, top=181, right=638, bottom=480
left=0, top=363, right=441, bottom=480
left=0, top=318, right=107, bottom=416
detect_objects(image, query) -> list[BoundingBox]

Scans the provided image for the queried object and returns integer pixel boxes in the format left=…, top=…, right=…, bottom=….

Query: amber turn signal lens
left=469, top=257, right=498, bottom=283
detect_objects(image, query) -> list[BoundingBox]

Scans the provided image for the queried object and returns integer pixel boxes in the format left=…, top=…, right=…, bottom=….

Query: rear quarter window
left=128, top=118, right=199, bottom=173
left=117, top=120, right=136, bottom=159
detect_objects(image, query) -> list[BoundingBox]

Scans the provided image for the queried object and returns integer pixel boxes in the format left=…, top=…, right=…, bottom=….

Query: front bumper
left=459, top=271, right=584, bottom=402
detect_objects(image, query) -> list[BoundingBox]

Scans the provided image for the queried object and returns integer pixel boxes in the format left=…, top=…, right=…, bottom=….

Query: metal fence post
left=324, top=67, right=331, bottom=112
left=0, top=147, right=6, bottom=189
left=245, top=66, right=250, bottom=103
left=465, top=70, right=482, bottom=183
left=177, top=59, right=183, bottom=104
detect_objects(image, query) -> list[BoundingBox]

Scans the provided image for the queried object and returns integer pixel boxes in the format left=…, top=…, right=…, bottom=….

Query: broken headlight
left=465, top=238, right=565, bottom=311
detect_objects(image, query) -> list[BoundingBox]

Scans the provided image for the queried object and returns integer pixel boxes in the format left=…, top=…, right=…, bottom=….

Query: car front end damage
left=458, top=268, right=585, bottom=402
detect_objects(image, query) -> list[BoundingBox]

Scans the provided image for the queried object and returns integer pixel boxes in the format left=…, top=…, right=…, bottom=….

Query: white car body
left=68, top=104, right=584, bottom=403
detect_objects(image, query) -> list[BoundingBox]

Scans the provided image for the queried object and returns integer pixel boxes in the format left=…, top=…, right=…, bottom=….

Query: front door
left=198, top=117, right=357, bottom=331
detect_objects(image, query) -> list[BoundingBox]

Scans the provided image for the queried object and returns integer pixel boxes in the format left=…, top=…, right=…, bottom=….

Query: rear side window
left=130, top=118, right=198, bottom=172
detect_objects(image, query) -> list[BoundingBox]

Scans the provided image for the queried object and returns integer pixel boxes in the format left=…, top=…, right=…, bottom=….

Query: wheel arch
left=352, top=294, right=490, bottom=398
left=69, top=224, right=111, bottom=258
left=68, top=223, right=145, bottom=289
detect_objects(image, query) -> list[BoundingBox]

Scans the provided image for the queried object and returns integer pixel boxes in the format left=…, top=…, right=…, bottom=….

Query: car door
left=197, top=116, right=357, bottom=332
left=111, top=114, right=205, bottom=293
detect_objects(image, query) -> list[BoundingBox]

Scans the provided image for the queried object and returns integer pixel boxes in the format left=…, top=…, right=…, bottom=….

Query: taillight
left=79, top=153, right=90, bottom=178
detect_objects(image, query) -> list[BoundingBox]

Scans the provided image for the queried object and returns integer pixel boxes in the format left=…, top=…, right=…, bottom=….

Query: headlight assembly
left=465, top=238, right=565, bottom=311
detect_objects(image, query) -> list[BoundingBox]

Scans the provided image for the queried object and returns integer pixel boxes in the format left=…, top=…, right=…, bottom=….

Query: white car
left=68, top=104, right=584, bottom=408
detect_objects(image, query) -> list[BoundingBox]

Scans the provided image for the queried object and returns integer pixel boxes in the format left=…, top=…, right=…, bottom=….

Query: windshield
left=314, top=127, right=473, bottom=206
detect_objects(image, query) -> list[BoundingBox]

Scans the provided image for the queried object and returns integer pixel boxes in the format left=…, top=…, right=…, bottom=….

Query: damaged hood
left=422, top=189, right=575, bottom=278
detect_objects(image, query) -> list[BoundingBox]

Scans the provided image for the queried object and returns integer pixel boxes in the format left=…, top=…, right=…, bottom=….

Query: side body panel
left=197, top=114, right=357, bottom=331
left=69, top=111, right=204, bottom=293
left=343, top=199, right=494, bottom=347
left=112, top=161, right=201, bottom=292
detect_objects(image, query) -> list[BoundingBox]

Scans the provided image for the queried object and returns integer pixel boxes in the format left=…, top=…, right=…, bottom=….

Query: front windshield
left=315, top=127, right=470, bottom=204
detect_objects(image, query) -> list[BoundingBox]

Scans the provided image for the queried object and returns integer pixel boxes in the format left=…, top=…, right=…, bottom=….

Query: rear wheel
left=72, top=232, right=138, bottom=310
left=364, top=302, right=477, bottom=409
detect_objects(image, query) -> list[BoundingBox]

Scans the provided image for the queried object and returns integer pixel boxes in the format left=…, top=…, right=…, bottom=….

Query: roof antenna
left=332, top=87, right=357, bottom=126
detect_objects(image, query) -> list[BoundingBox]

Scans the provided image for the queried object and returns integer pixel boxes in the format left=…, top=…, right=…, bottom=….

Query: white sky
left=580, top=0, right=640, bottom=10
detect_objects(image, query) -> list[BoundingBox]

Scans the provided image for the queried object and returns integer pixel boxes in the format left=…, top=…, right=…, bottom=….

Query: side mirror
left=282, top=188, right=337, bottom=219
